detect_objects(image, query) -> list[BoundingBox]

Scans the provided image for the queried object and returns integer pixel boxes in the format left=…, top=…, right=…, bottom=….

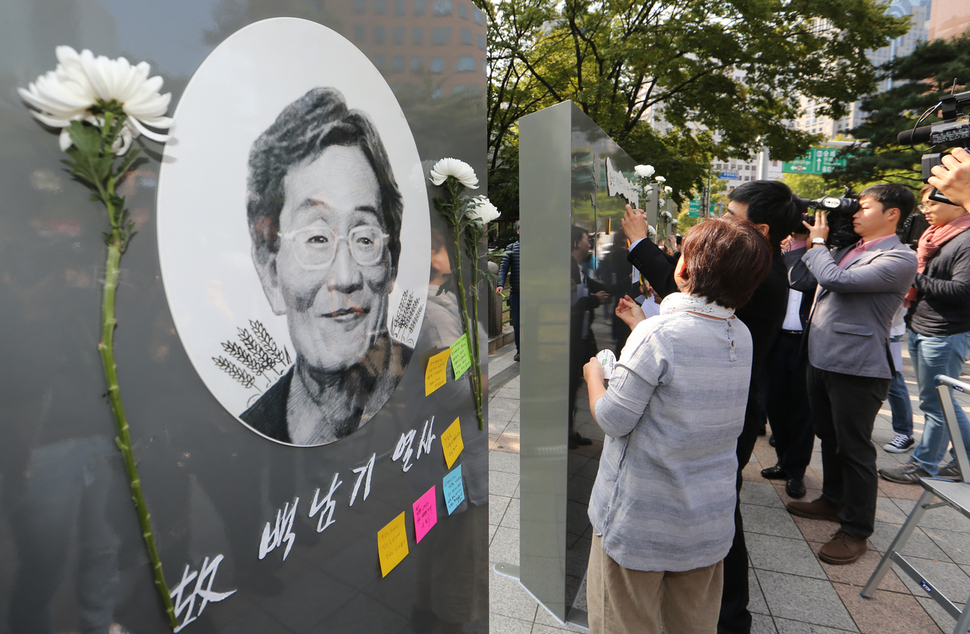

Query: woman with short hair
left=582, top=217, right=773, bottom=633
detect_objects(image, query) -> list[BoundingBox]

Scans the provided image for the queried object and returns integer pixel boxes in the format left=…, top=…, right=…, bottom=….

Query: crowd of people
left=544, top=147, right=970, bottom=633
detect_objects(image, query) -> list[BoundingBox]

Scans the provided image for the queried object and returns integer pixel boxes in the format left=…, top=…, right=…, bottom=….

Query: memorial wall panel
left=0, top=2, right=489, bottom=632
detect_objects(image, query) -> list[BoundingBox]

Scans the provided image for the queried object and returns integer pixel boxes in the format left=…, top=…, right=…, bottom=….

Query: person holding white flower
left=242, top=87, right=409, bottom=446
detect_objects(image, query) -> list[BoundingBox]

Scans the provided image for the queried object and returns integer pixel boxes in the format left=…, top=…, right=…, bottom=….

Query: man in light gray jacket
left=786, top=183, right=918, bottom=565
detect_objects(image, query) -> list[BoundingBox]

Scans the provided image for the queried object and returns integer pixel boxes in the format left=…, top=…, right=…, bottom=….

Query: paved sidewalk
left=487, top=340, right=970, bottom=633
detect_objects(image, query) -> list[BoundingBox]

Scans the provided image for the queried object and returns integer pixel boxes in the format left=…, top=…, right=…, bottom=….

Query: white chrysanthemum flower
left=645, top=185, right=654, bottom=193
left=654, top=175, right=667, bottom=183
left=18, top=46, right=172, bottom=154
left=671, top=218, right=678, bottom=226
left=664, top=185, right=673, bottom=194
left=466, top=196, right=501, bottom=225
left=634, top=164, right=655, bottom=179
left=429, top=157, right=479, bottom=189
left=660, top=210, right=673, bottom=220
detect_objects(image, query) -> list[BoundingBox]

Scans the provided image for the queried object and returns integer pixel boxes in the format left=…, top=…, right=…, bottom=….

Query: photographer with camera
left=878, top=157, right=970, bottom=483
left=786, top=184, right=917, bottom=565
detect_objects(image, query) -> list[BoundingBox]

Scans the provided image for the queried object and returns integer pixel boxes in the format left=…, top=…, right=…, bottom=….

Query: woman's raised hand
left=615, top=294, right=646, bottom=330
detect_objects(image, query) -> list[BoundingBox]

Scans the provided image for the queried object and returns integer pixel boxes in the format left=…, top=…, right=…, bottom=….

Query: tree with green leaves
left=827, top=32, right=970, bottom=191
left=676, top=209, right=702, bottom=233
left=781, top=173, right=845, bottom=200
left=480, top=0, right=910, bottom=212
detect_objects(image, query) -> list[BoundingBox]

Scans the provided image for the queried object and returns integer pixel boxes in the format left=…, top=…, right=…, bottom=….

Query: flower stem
left=449, top=223, right=484, bottom=430
left=97, top=180, right=178, bottom=630
left=467, top=244, right=484, bottom=431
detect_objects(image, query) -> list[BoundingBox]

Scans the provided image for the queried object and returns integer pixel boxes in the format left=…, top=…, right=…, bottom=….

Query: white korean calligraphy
left=258, top=497, right=299, bottom=561
left=170, top=554, right=236, bottom=632
left=350, top=453, right=375, bottom=506
left=309, top=473, right=342, bottom=533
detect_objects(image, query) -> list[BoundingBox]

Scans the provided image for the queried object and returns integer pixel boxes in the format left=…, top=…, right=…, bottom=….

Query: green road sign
left=686, top=199, right=714, bottom=218
left=782, top=147, right=846, bottom=174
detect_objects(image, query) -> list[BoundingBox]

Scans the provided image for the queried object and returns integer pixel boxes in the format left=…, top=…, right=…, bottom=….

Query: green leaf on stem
left=67, top=120, right=101, bottom=156
left=113, top=148, right=141, bottom=183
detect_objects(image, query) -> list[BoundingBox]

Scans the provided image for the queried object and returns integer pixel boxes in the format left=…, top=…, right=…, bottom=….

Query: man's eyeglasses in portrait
left=280, top=223, right=389, bottom=269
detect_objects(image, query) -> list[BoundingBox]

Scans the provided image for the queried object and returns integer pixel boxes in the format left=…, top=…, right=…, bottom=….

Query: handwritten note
left=378, top=512, right=409, bottom=577
left=450, top=333, right=472, bottom=379
left=440, top=417, right=464, bottom=469
left=412, top=486, right=438, bottom=544
left=425, top=348, right=451, bottom=396
left=443, top=465, right=465, bottom=515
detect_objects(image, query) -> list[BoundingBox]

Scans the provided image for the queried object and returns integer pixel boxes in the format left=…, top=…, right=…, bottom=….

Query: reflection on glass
left=6, top=438, right=120, bottom=633
left=564, top=149, right=644, bottom=619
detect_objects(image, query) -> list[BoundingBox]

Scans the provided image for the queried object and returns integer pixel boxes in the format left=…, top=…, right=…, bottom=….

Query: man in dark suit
left=622, top=180, right=799, bottom=634
left=761, top=229, right=816, bottom=499
left=786, top=184, right=918, bottom=565
left=569, top=226, right=609, bottom=448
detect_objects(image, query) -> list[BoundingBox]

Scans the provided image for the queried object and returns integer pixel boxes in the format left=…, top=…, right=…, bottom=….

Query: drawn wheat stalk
left=213, top=356, right=259, bottom=391
left=407, top=303, right=424, bottom=332
left=222, top=341, right=261, bottom=374
left=392, top=291, right=421, bottom=340
left=238, top=327, right=275, bottom=373
left=250, top=319, right=287, bottom=365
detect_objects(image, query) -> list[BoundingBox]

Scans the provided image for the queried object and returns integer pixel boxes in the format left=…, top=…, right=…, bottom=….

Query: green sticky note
left=450, top=333, right=472, bottom=379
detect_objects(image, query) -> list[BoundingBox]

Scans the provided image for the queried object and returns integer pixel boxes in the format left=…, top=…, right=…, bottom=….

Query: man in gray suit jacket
left=785, top=183, right=918, bottom=565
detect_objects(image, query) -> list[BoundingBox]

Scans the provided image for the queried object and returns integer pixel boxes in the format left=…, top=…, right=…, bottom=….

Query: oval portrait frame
left=157, top=18, right=430, bottom=447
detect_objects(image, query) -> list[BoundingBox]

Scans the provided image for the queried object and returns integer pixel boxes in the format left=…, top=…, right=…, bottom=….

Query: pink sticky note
left=412, top=486, right=438, bottom=544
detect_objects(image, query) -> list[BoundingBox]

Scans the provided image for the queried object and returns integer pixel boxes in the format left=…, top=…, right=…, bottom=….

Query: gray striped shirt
left=589, top=306, right=752, bottom=572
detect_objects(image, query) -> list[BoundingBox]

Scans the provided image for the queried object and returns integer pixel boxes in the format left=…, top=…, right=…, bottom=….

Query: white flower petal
left=634, top=164, right=655, bottom=178
left=59, top=128, right=73, bottom=151
left=38, top=77, right=93, bottom=111
left=465, top=196, right=500, bottom=224
left=31, top=111, right=74, bottom=128
left=430, top=157, right=479, bottom=189
left=113, top=126, right=133, bottom=155
left=127, top=117, right=170, bottom=142
left=22, top=47, right=174, bottom=153
left=133, top=114, right=173, bottom=129
left=124, top=91, right=172, bottom=120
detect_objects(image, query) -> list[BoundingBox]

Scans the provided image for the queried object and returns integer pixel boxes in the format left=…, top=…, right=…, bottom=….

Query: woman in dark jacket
left=880, top=185, right=970, bottom=482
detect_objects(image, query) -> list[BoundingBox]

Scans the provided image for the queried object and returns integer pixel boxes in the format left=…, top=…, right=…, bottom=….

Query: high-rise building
left=928, top=0, right=970, bottom=41
left=792, top=0, right=931, bottom=140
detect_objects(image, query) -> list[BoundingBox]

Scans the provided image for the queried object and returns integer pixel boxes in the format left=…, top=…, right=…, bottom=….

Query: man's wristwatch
left=811, top=237, right=826, bottom=248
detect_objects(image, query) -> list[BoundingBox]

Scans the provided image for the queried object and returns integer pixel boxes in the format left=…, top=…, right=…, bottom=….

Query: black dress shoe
left=760, top=464, right=786, bottom=480
left=768, top=434, right=776, bottom=447
left=569, top=431, right=592, bottom=446
left=785, top=478, right=807, bottom=499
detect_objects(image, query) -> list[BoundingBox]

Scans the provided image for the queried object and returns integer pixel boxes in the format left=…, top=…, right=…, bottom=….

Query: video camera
left=897, top=89, right=970, bottom=205
left=797, top=188, right=861, bottom=249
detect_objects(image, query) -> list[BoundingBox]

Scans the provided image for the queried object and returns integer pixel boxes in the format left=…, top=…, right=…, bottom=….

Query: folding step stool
left=862, top=374, right=970, bottom=634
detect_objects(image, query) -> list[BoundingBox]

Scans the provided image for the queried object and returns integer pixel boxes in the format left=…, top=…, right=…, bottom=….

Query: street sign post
left=782, top=147, right=846, bottom=174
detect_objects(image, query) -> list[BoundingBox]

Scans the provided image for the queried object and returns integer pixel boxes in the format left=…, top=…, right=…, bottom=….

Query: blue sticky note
left=443, top=465, right=465, bottom=515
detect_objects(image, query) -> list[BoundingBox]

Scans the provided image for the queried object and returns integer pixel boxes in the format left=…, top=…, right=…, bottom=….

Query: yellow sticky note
left=425, top=348, right=451, bottom=396
left=440, top=417, right=464, bottom=469
left=377, top=511, right=409, bottom=577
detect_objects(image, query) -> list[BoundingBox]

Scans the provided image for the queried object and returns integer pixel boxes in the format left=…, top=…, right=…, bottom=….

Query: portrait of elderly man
left=241, top=87, right=411, bottom=446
